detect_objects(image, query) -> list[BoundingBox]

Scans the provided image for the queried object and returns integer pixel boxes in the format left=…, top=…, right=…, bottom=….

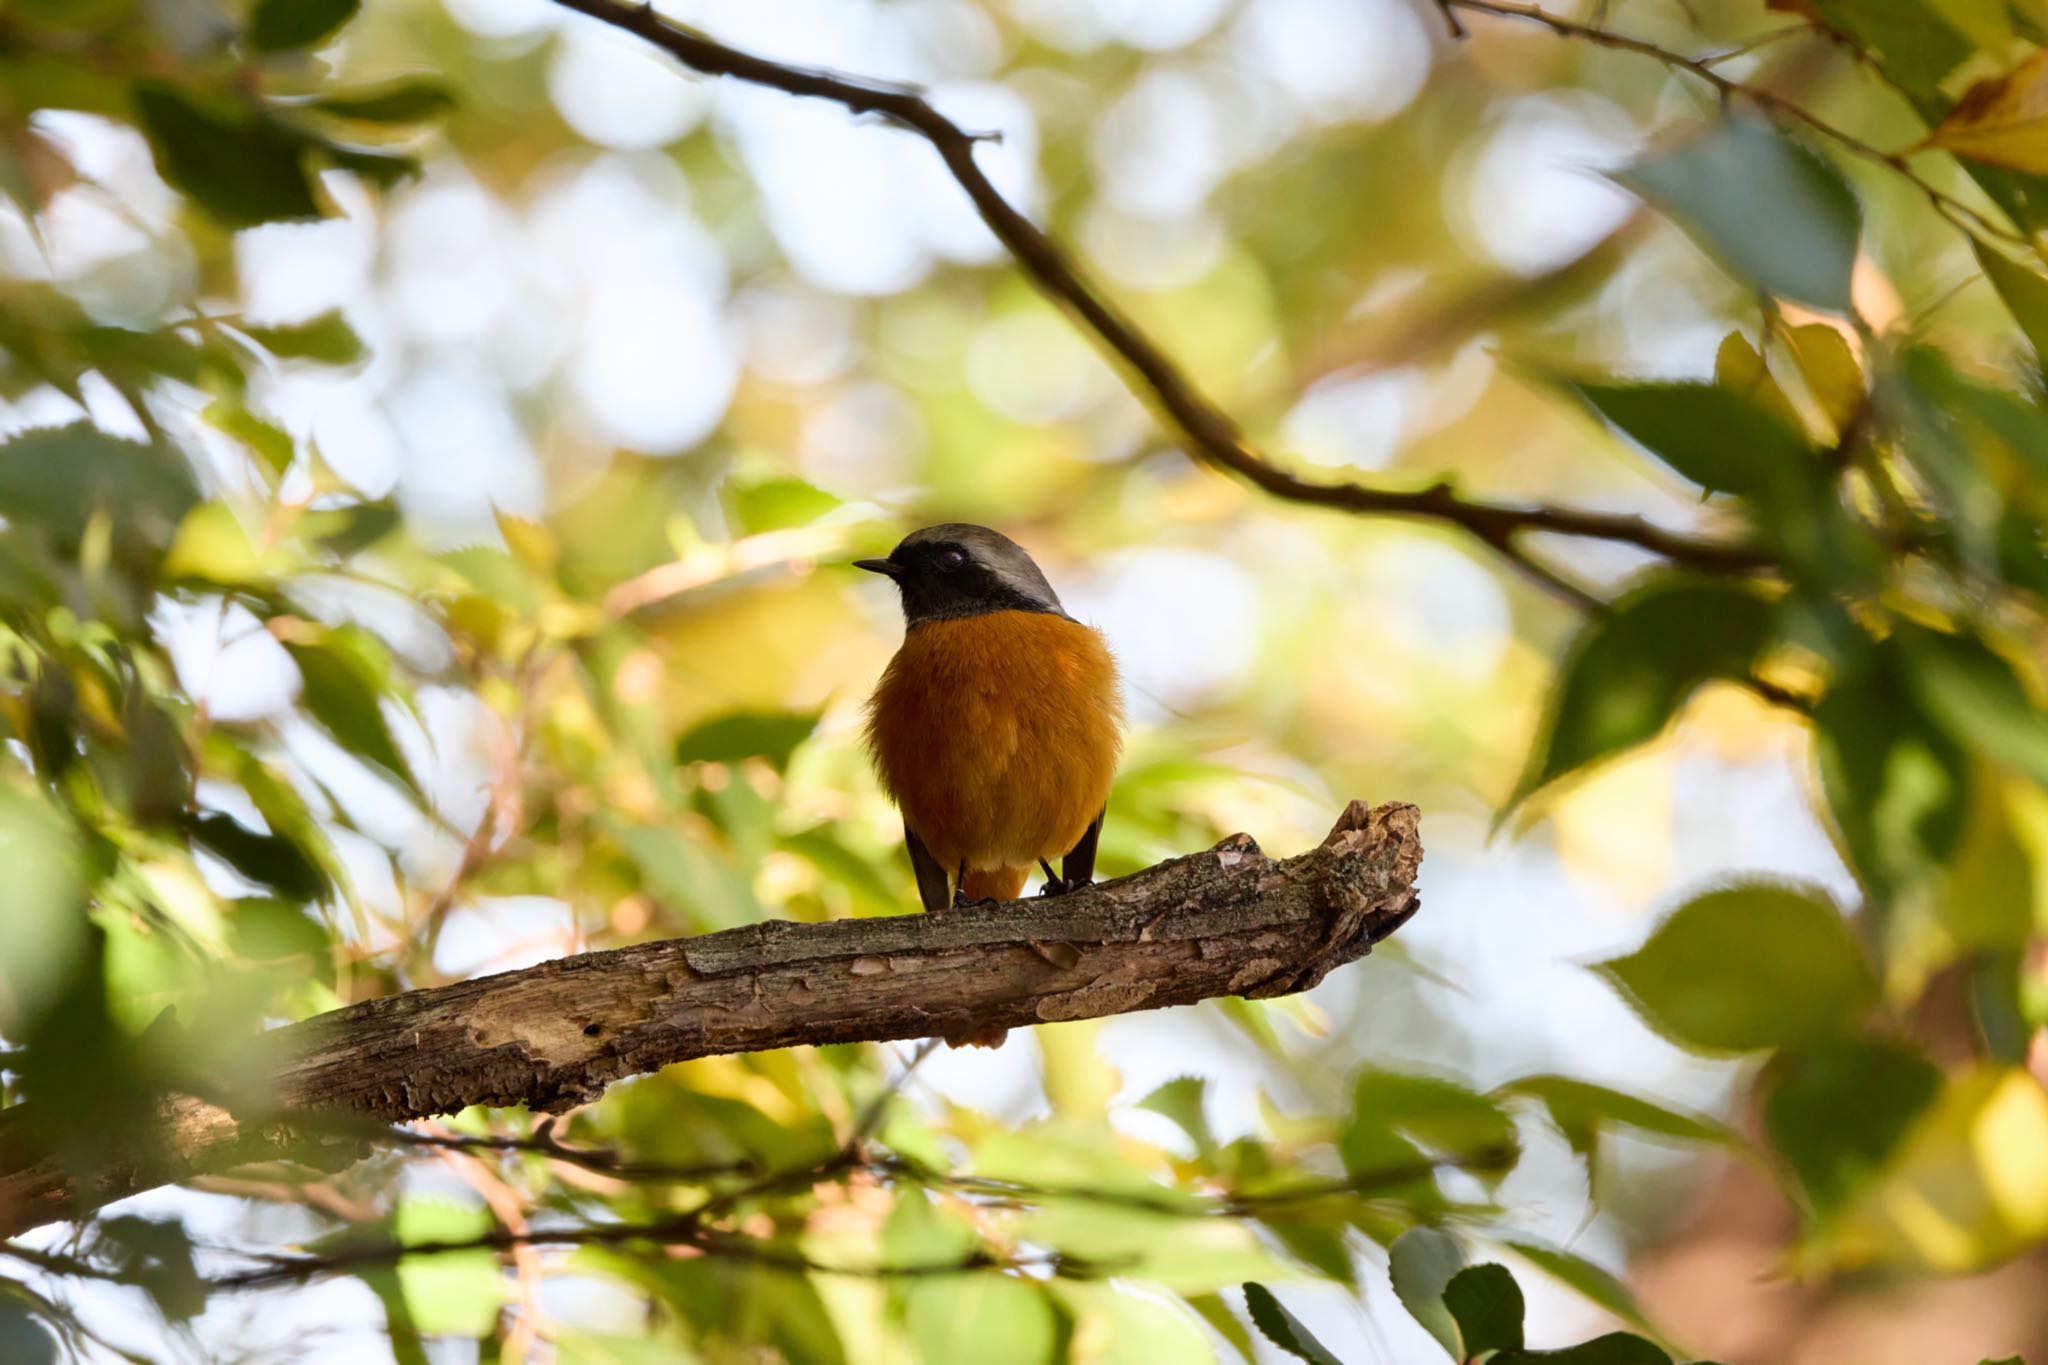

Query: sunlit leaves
left=1972, top=241, right=2048, bottom=361
left=0, top=424, right=195, bottom=550
left=1341, top=1069, right=1518, bottom=1187
left=391, top=1199, right=503, bottom=1337
left=1596, top=884, right=1877, bottom=1053
left=1896, top=624, right=2048, bottom=789
left=247, top=0, right=362, bottom=53
left=1925, top=49, right=2048, bottom=176
left=1495, top=1075, right=1738, bottom=1186
left=903, top=1277, right=1057, bottom=1365
left=1617, top=118, right=1861, bottom=312
left=1389, top=1241, right=1676, bottom=1365
left=238, top=312, right=365, bottom=366
left=1828, top=1066, right=2048, bottom=1272
left=1509, top=577, right=1775, bottom=809
left=132, top=86, right=323, bottom=227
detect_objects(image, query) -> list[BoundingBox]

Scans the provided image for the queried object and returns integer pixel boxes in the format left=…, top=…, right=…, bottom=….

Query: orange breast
left=864, top=610, right=1122, bottom=878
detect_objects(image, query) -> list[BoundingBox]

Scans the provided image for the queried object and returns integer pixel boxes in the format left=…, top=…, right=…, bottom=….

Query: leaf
left=1509, top=577, right=1776, bottom=809
left=1495, top=1075, right=1737, bottom=1182
left=1712, top=332, right=1804, bottom=435
left=1811, top=645, right=1967, bottom=914
left=241, top=311, right=364, bottom=365
left=1781, top=324, right=1863, bottom=434
left=1492, top=1333, right=1674, bottom=1365
left=1617, top=117, right=1861, bottom=312
left=1763, top=1039, right=1943, bottom=1222
left=903, top=1276, right=1057, bottom=1365
left=674, top=710, right=821, bottom=771
left=204, top=396, right=295, bottom=475
left=1186, top=1292, right=1258, bottom=1362
left=95, top=1215, right=204, bottom=1321
left=248, top=0, right=361, bottom=52
left=1343, top=1069, right=1519, bottom=1183
left=1925, top=48, right=2048, bottom=176
left=1972, top=240, right=2048, bottom=361
left=1828, top=1066, right=2048, bottom=1272
left=284, top=637, right=420, bottom=796
left=162, top=500, right=273, bottom=586
left=1501, top=1241, right=1666, bottom=1344
left=0, top=423, right=197, bottom=548
left=1596, top=883, right=1877, bottom=1053
left=1896, top=624, right=2048, bottom=789
left=1387, top=1227, right=1463, bottom=1360
left=308, top=501, right=400, bottom=557
left=1444, top=1264, right=1524, bottom=1357
left=132, top=85, right=321, bottom=227
left=186, top=812, right=327, bottom=901
left=1241, top=1283, right=1343, bottom=1365
left=1139, top=1075, right=1218, bottom=1160
left=1566, top=380, right=1812, bottom=497
left=391, top=1199, right=501, bottom=1337
left=310, top=81, right=455, bottom=123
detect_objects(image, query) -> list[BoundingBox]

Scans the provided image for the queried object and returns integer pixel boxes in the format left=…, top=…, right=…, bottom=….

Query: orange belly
left=865, top=611, right=1122, bottom=893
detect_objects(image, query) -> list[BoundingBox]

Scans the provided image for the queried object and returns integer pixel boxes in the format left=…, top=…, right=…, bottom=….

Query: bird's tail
left=960, top=865, right=1029, bottom=902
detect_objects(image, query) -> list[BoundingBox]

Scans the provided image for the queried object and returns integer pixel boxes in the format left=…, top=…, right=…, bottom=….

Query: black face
left=855, top=524, right=1066, bottom=626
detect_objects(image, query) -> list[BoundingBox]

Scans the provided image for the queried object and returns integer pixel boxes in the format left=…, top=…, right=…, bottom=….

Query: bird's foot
left=947, top=889, right=1001, bottom=911
left=1036, top=868, right=1093, bottom=898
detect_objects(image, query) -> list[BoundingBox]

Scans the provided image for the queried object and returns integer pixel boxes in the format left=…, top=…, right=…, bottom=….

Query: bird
left=858, top=524, right=1122, bottom=913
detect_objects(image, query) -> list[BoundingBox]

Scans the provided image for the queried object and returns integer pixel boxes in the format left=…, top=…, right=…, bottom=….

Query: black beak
left=854, top=558, right=904, bottom=578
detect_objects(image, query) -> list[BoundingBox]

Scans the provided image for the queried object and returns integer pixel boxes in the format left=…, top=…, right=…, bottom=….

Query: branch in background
left=0, top=800, right=1423, bottom=1239
left=1444, top=0, right=2019, bottom=245
left=546, top=0, right=1773, bottom=606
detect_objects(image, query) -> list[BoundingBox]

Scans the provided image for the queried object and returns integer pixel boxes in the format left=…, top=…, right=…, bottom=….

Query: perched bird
left=859, top=524, right=1122, bottom=911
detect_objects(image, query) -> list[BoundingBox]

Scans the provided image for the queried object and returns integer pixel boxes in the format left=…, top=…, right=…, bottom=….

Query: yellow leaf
left=1783, top=323, right=1865, bottom=435
left=1925, top=47, right=2048, bottom=175
left=1830, top=1066, right=2048, bottom=1273
left=1713, top=331, right=1804, bottom=435
left=162, top=501, right=267, bottom=585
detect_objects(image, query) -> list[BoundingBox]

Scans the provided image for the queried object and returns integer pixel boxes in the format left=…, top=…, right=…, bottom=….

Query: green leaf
left=1896, top=624, right=2048, bottom=789
left=284, top=637, right=420, bottom=797
left=248, top=0, right=361, bottom=52
left=1495, top=1075, right=1736, bottom=1186
left=132, top=85, right=321, bottom=227
left=1617, top=116, right=1861, bottom=312
left=1763, top=1039, right=1942, bottom=1221
left=186, top=812, right=327, bottom=901
left=1241, top=1283, right=1343, bottom=1365
left=1974, top=240, right=2048, bottom=362
left=1500, top=1241, right=1666, bottom=1344
left=1811, top=646, right=1967, bottom=913
left=903, top=1276, right=1057, bottom=1365
left=1493, top=1333, right=1673, bottom=1365
left=1139, top=1076, right=1218, bottom=1161
left=240, top=311, right=365, bottom=366
left=1510, top=578, right=1775, bottom=809
left=95, top=1215, right=204, bottom=1321
left=1567, top=380, right=1813, bottom=497
left=392, top=1199, right=501, bottom=1337
left=1444, top=1264, right=1524, bottom=1357
left=674, top=710, right=820, bottom=771
left=204, top=397, right=296, bottom=475
left=1597, top=883, right=1877, bottom=1053
left=310, top=81, right=455, bottom=123
left=308, top=501, right=401, bottom=557
left=1186, top=1292, right=1258, bottom=1363
left=0, top=422, right=197, bottom=548
left=731, top=476, right=841, bottom=533
left=1343, top=1069, right=1518, bottom=1183
left=1388, top=1227, right=1463, bottom=1360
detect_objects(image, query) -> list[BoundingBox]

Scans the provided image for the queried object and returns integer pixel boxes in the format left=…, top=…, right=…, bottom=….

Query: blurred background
left=3, top=0, right=2047, bottom=1360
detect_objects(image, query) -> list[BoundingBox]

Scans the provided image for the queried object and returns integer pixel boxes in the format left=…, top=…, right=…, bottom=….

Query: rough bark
left=0, top=800, right=1421, bottom=1238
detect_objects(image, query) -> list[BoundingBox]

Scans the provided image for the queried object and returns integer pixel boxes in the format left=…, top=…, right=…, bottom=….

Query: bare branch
left=0, top=801, right=1422, bottom=1238
left=545, top=0, right=1772, bottom=601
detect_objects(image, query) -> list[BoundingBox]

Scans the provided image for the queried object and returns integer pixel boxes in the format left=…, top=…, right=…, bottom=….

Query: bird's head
left=855, top=523, right=1068, bottom=626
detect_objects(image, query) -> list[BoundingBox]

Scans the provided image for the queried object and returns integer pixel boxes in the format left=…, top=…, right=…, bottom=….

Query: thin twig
left=1445, top=0, right=2023, bottom=247
left=544, top=0, right=1772, bottom=604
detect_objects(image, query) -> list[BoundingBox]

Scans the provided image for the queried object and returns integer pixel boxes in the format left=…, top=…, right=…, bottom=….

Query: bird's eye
left=934, top=546, right=968, bottom=571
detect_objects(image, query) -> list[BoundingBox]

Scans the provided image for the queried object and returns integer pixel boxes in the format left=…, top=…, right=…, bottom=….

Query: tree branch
left=546, top=0, right=1771, bottom=601
left=0, top=800, right=1422, bottom=1239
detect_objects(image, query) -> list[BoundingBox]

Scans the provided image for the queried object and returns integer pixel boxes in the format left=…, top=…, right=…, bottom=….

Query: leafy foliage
left=0, top=0, right=2046, bottom=1359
